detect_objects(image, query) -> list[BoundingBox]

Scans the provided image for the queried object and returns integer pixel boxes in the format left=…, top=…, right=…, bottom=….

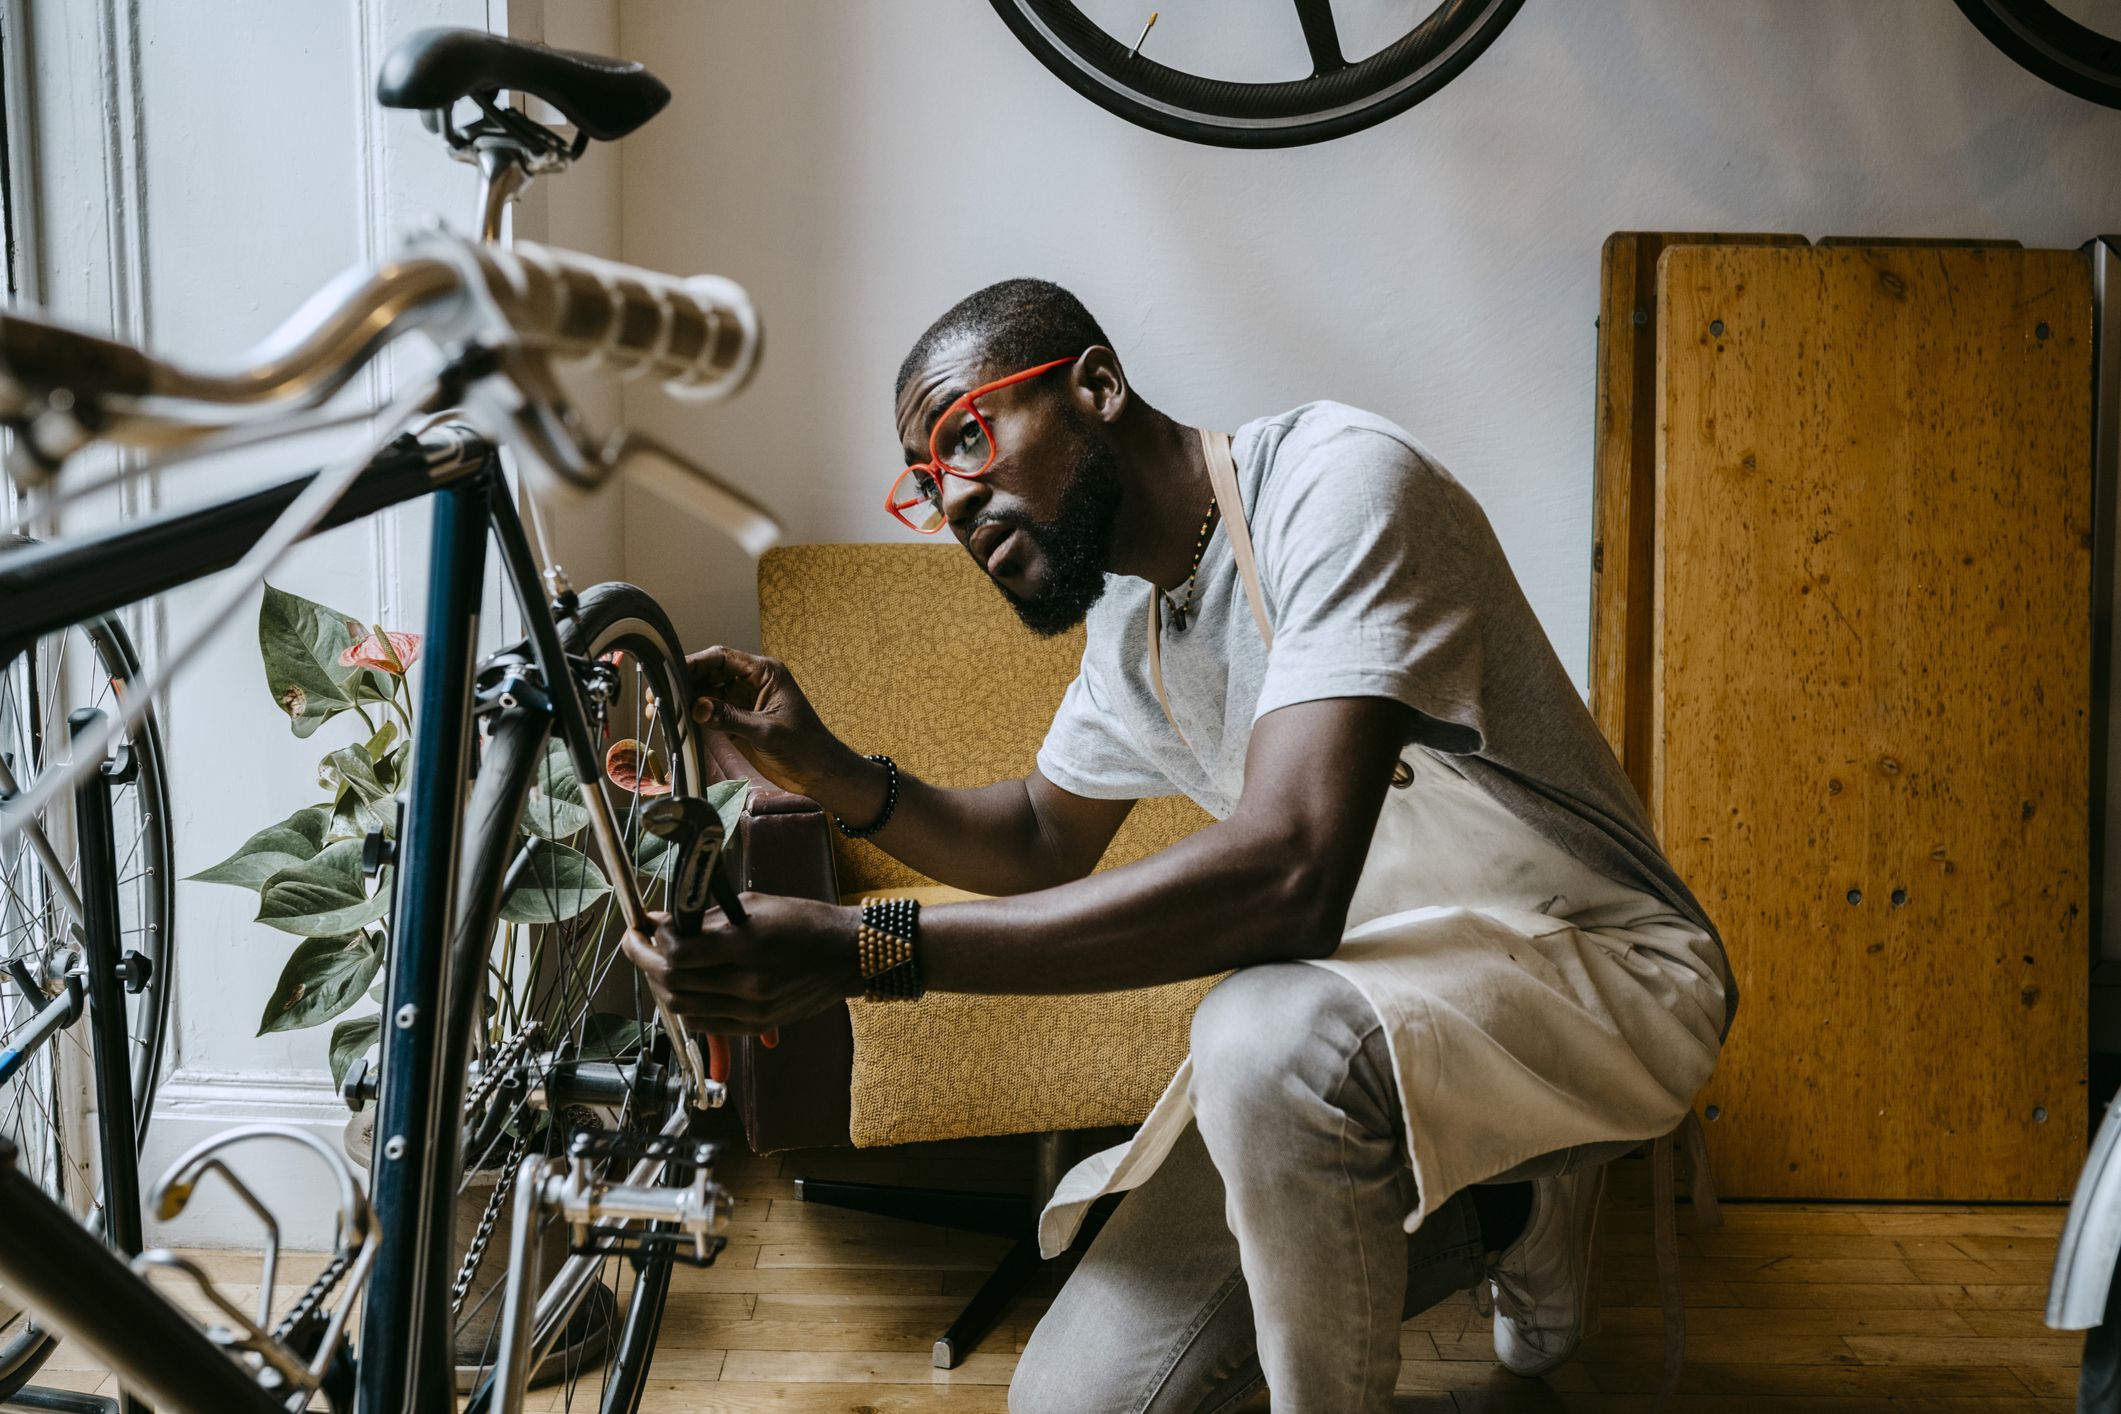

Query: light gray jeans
left=1009, top=962, right=1488, bottom=1414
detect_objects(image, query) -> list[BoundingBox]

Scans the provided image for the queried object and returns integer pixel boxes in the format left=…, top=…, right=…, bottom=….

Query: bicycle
left=0, top=583, right=173, bottom=1403
left=0, top=27, right=774, bottom=1414
left=989, top=0, right=2121, bottom=149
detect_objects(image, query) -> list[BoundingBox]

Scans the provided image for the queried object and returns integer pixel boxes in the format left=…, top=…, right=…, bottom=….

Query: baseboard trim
left=142, top=1068, right=354, bottom=1250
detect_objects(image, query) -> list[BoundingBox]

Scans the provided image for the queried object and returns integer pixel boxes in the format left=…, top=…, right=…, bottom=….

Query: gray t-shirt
left=1036, top=401, right=1737, bottom=1039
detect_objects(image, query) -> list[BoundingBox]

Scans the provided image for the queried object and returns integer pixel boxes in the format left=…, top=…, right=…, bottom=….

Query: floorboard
left=13, top=1108, right=2081, bottom=1412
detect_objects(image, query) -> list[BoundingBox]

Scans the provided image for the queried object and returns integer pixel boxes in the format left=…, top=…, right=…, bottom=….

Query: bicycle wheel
left=1953, top=0, right=2121, bottom=108
left=0, top=547, right=174, bottom=1394
left=988, top=0, right=1525, bottom=148
left=448, top=581, right=703, bottom=1410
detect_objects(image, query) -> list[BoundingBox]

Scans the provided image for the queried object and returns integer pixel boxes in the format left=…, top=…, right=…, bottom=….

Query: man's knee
left=1007, top=1331, right=1073, bottom=1414
left=1009, top=1306, right=1139, bottom=1414
left=1188, top=962, right=1376, bottom=1117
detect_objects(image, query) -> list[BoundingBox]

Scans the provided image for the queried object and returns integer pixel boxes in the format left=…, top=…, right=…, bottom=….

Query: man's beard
left=983, top=430, right=1124, bottom=637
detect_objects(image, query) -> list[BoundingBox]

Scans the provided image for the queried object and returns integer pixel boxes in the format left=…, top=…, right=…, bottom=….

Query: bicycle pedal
left=568, top=1225, right=727, bottom=1270
left=567, top=1125, right=716, bottom=1173
left=530, top=1123, right=733, bottom=1268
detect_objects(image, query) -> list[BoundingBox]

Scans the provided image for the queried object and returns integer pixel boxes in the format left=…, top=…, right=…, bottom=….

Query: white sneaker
left=1479, top=1164, right=1607, bottom=1377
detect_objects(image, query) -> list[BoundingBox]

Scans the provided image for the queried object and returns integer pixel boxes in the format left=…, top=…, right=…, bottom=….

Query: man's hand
left=623, top=892, right=866, bottom=1034
left=687, top=645, right=858, bottom=796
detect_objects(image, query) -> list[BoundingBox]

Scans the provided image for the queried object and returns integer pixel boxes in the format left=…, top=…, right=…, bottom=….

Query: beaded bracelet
left=834, top=753, right=899, bottom=840
left=856, top=896, right=923, bottom=1002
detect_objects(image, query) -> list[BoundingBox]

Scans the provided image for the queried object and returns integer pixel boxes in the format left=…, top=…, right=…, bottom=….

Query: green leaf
left=634, top=826, right=673, bottom=879
left=330, top=793, right=393, bottom=841
left=257, top=840, right=391, bottom=936
left=258, top=933, right=380, bottom=1034
left=321, top=745, right=395, bottom=837
left=349, top=668, right=398, bottom=710
left=329, top=1014, right=381, bottom=1087
left=498, top=840, right=612, bottom=925
left=524, top=791, right=590, bottom=841
left=707, top=779, right=751, bottom=842
left=259, top=584, right=360, bottom=738
left=188, top=805, right=331, bottom=889
left=320, top=744, right=391, bottom=804
left=364, top=721, right=398, bottom=761
left=523, top=739, right=590, bottom=842
left=578, top=1012, right=647, bottom=1062
left=373, top=739, right=410, bottom=796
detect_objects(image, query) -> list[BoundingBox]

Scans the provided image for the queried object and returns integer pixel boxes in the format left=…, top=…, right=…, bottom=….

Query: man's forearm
left=802, top=753, right=1072, bottom=896
left=913, top=816, right=1347, bottom=994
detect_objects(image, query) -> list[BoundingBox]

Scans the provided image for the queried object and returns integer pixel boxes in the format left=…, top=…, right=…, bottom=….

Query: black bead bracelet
left=834, top=753, right=899, bottom=840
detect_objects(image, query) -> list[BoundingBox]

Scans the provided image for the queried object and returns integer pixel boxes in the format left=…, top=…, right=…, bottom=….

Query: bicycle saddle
left=375, top=28, right=669, bottom=142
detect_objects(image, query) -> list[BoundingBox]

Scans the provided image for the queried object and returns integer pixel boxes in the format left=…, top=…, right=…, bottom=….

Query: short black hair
left=895, top=278, right=1110, bottom=403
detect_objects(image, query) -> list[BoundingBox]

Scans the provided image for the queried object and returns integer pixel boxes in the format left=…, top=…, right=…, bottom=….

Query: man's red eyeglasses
left=885, top=354, right=1081, bottom=534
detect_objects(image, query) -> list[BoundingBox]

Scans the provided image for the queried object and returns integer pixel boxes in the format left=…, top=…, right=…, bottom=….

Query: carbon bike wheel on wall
left=0, top=563, right=174, bottom=1396
left=988, top=0, right=1525, bottom=148
left=451, top=582, right=704, bottom=1411
left=1952, top=0, right=2121, bottom=108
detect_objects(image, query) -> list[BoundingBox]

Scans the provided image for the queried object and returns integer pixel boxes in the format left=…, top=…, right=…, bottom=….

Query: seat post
left=475, top=145, right=535, bottom=245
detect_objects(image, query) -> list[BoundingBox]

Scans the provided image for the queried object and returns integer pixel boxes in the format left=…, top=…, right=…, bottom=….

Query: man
left=625, top=279, right=1736, bottom=1412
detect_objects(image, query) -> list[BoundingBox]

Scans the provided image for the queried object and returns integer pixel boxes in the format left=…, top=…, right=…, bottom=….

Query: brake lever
left=601, top=426, right=780, bottom=557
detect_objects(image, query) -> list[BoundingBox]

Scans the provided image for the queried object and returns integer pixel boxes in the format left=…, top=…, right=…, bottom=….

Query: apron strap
left=1147, top=430, right=1268, bottom=748
left=1204, top=427, right=1273, bottom=651
left=1149, top=427, right=1412, bottom=790
left=1145, top=599, right=1187, bottom=749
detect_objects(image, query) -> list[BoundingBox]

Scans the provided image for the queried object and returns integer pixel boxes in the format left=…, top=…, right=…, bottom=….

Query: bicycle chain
left=462, top=1021, right=542, bottom=1121
left=271, top=1250, right=351, bottom=1343
left=450, top=1129, right=529, bottom=1319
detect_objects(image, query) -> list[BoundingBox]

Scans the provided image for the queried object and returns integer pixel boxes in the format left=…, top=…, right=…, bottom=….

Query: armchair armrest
left=704, top=729, right=810, bottom=813
left=700, top=726, right=854, bottom=1152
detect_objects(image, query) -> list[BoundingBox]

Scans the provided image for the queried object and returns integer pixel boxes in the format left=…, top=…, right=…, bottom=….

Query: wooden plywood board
left=1654, top=244, right=2092, bottom=1199
left=1591, top=232, right=1808, bottom=804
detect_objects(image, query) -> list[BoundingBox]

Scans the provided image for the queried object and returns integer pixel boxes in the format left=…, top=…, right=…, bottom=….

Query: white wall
left=11, top=0, right=623, bottom=1244
left=612, top=0, right=2121, bottom=680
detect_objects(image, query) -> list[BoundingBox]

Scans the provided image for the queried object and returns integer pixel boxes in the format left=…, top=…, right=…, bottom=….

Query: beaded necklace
left=1161, top=489, right=1221, bottom=632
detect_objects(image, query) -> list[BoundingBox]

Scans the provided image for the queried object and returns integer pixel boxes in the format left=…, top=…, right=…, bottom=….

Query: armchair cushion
left=757, top=544, right=1211, bottom=895
left=842, top=884, right=1226, bottom=1148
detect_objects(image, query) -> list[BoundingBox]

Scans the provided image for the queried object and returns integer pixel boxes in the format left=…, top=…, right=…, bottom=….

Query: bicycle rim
left=1952, top=0, right=2121, bottom=108
left=450, top=582, right=699, bottom=1410
left=989, top=0, right=1526, bottom=147
left=0, top=577, right=173, bottom=1388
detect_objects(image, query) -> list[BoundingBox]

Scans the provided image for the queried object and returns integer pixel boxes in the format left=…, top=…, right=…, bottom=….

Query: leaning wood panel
left=1591, top=232, right=1807, bottom=804
left=1655, top=245, right=2091, bottom=1200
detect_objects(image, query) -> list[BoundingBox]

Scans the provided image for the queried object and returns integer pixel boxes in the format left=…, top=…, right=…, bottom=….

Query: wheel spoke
left=1293, top=0, right=1347, bottom=74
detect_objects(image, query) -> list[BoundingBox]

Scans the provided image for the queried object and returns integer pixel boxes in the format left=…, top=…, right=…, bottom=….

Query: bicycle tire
left=1952, top=0, right=2121, bottom=109
left=448, top=581, right=700, bottom=1409
left=988, top=0, right=1526, bottom=148
left=0, top=552, right=173, bottom=1396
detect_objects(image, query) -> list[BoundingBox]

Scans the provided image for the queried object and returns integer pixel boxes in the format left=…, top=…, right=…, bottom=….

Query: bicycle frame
left=0, top=428, right=703, bottom=1411
left=0, top=1135, right=287, bottom=1414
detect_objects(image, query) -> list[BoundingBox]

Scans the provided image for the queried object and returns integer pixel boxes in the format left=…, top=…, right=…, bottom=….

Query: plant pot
left=342, top=1110, right=615, bottom=1389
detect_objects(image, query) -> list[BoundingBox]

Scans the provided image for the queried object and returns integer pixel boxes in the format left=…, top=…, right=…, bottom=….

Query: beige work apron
left=1037, top=429, right=1726, bottom=1259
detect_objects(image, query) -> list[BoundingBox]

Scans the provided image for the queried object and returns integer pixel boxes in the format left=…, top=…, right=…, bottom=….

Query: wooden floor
left=28, top=1114, right=2082, bottom=1413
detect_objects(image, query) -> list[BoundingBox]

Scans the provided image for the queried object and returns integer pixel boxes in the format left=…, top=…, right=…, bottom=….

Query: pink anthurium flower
left=605, top=739, right=672, bottom=796
left=340, top=624, right=423, bottom=675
